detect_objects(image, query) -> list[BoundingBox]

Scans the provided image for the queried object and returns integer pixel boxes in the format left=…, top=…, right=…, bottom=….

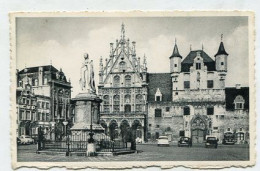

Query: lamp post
left=63, top=120, right=69, bottom=156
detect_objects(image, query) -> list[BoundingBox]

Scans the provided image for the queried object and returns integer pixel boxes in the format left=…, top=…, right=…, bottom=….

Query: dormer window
left=155, top=88, right=162, bottom=101
left=234, top=95, right=245, bottom=110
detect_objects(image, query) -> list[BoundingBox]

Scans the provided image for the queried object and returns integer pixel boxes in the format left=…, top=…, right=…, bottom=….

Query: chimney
left=236, top=84, right=241, bottom=89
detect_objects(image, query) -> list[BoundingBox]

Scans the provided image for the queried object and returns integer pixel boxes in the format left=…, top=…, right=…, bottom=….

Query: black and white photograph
left=10, top=12, right=255, bottom=168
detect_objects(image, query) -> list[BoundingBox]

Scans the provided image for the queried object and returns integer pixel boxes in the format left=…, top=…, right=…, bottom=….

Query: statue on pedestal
left=79, top=53, right=96, bottom=94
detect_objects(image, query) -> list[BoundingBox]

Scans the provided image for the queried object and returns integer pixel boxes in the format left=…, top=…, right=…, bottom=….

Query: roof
left=147, top=73, right=172, bottom=102
left=225, top=87, right=249, bottom=111
left=18, top=65, right=58, bottom=74
left=181, top=50, right=216, bottom=72
left=215, top=42, right=229, bottom=57
left=169, top=44, right=182, bottom=58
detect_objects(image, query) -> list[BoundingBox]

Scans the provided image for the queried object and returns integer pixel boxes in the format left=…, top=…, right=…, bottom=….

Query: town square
left=12, top=12, right=254, bottom=167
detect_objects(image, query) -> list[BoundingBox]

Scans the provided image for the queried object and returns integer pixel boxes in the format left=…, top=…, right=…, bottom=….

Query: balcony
left=100, top=111, right=145, bottom=115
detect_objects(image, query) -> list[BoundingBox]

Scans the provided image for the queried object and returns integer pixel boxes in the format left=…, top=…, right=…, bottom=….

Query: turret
left=169, top=39, right=182, bottom=73
left=215, top=34, right=228, bottom=88
left=215, top=34, right=228, bottom=72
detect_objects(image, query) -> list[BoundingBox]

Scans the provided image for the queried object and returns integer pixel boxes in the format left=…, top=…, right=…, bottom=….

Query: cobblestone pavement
left=17, top=144, right=249, bottom=162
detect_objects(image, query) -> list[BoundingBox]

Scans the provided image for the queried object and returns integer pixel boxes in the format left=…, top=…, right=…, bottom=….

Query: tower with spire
left=215, top=34, right=228, bottom=88
left=170, top=38, right=182, bottom=73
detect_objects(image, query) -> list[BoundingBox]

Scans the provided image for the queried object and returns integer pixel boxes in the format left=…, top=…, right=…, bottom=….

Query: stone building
left=98, top=24, right=148, bottom=141
left=147, top=38, right=249, bottom=144
left=16, top=65, right=72, bottom=140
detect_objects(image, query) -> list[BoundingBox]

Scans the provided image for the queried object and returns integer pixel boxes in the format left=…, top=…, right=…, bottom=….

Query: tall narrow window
left=103, top=95, right=110, bottom=113
left=136, top=94, right=143, bottom=112
left=155, top=109, right=162, bottom=117
left=125, top=75, right=131, bottom=87
left=113, top=95, right=120, bottom=112
left=113, top=75, right=120, bottom=87
left=119, top=61, right=126, bottom=72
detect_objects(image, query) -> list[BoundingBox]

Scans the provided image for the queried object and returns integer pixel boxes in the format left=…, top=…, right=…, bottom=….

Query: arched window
left=234, top=95, right=245, bottom=110
left=119, top=61, right=126, bottom=72
left=183, top=106, right=190, bottom=115
left=125, top=75, right=131, bottom=87
left=113, top=95, right=120, bottom=112
left=136, top=94, right=143, bottom=104
left=113, top=75, right=120, bottom=87
left=124, top=94, right=131, bottom=103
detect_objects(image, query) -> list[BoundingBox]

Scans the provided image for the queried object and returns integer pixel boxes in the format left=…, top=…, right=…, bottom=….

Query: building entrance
left=191, top=117, right=206, bottom=143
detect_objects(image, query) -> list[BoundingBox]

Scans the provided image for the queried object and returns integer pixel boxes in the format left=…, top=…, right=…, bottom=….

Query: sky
left=16, top=16, right=249, bottom=97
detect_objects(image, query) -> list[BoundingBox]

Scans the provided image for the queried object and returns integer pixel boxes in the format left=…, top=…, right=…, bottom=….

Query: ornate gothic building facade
left=98, top=24, right=148, bottom=141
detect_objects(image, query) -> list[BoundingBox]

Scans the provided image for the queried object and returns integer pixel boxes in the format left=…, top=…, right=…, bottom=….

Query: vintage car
left=157, top=136, right=170, bottom=146
left=19, top=135, right=34, bottom=145
left=178, top=137, right=192, bottom=147
left=222, top=132, right=236, bottom=145
left=205, top=136, right=219, bottom=148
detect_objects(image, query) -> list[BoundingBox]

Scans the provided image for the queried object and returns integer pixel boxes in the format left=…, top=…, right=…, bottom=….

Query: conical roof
left=169, top=44, right=182, bottom=58
left=215, top=42, right=228, bottom=57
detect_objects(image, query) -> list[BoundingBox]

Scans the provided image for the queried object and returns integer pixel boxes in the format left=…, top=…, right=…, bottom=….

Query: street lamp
left=63, top=121, right=69, bottom=156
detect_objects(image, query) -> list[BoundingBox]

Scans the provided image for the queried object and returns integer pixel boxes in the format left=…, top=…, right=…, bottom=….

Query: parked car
left=19, top=135, right=34, bottom=144
left=157, top=136, right=170, bottom=146
left=222, top=133, right=236, bottom=145
left=205, top=136, right=218, bottom=148
left=17, top=137, right=21, bottom=145
left=178, top=137, right=192, bottom=147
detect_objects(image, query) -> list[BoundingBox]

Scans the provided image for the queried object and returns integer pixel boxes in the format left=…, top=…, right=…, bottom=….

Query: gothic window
left=46, top=102, right=49, bottom=109
left=136, top=105, right=142, bottom=112
left=166, top=107, right=170, bottom=112
left=125, top=75, right=131, bottom=87
left=113, top=75, right=120, bottom=87
left=184, top=81, right=190, bottom=89
left=196, top=63, right=201, bottom=70
left=124, top=94, right=131, bottom=103
left=113, top=95, right=120, bottom=112
left=234, top=95, right=245, bottom=110
left=136, top=94, right=143, bottom=104
left=207, top=80, right=214, bottom=88
left=119, top=61, right=126, bottom=72
left=207, top=107, right=214, bottom=115
left=26, top=111, right=30, bottom=120
left=155, top=109, right=162, bottom=117
left=103, top=95, right=110, bottom=113
left=183, top=106, right=190, bottom=115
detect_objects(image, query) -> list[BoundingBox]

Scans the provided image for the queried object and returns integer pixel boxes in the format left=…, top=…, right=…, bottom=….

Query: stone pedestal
left=87, top=143, right=96, bottom=156
left=70, top=92, right=104, bottom=142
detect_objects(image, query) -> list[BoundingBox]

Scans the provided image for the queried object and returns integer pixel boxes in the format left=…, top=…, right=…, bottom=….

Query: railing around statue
left=37, top=131, right=134, bottom=154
